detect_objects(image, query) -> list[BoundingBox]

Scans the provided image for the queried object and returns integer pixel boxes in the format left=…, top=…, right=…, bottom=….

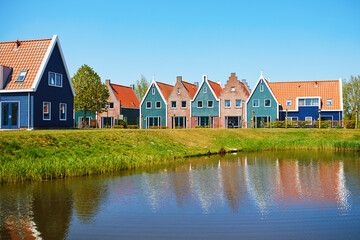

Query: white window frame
left=305, top=117, right=312, bottom=121
left=253, top=99, right=259, bottom=107
left=327, top=98, right=333, bottom=106
left=203, top=87, right=207, bottom=93
left=48, top=72, right=63, bottom=87
left=197, top=100, right=203, bottom=108
left=181, top=101, right=187, bottom=108
left=286, top=99, right=292, bottom=106
left=59, top=103, right=67, bottom=121
left=171, top=101, right=176, bottom=109
left=231, top=87, right=235, bottom=92
left=224, top=100, right=231, bottom=108
left=146, top=101, right=151, bottom=109
left=208, top=100, right=214, bottom=108
left=177, top=88, right=180, bottom=94
left=109, top=102, right=114, bottom=109
left=152, top=88, right=155, bottom=95
left=16, top=70, right=28, bottom=82
left=155, top=101, right=161, bottom=109
left=264, top=99, right=271, bottom=107
left=260, top=84, right=264, bottom=92
left=235, top=100, right=241, bottom=108
left=43, top=102, right=51, bottom=120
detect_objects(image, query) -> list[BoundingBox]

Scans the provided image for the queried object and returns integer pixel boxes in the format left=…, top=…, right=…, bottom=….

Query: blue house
left=0, top=35, right=75, bottom=129
left=191, top=75, right=222, bottom=128
left=140, top=79, right=173, bottom=129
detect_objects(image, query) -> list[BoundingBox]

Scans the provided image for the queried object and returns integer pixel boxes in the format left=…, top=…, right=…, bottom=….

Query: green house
left=191, top=75, right=222, bottom=128
left=246, top=74, right=279, bottom=128
left=74, top=111, right=97, bottom=128
left=140, top=80, right=173, bottom=129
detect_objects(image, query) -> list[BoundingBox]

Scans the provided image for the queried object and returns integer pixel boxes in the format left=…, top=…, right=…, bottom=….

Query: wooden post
left=173, top=114, right=176, bottom=129
left=356, top=107, right=358, bottom=129
left=319, top=109, right=321, bottom=129
left=141, top=114, right=143, bottom=129
left=285, top=109, right=288, bottom=129
left=252, top=110, right=255, bottom=128
left=209, top=114, right=211, bottom=128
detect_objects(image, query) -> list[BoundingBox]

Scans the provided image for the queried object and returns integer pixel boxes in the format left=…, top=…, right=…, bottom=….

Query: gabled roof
left=156, top=81, right=173, bottom=99
left=208, top=80, right=222, bottom=98
left=182, top=81, right=198, bottom=98
left=268, top=80, right=341, bottom=110
left=0, top=38, right=52, bottom=90
left=110, top=83, right=140, bottom=108
left=240, top=82, right=250, bottom=96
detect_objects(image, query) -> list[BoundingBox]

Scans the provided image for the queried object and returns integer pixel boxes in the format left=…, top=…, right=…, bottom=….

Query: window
left=171, top=101, right=176, bottom=108
left=225, top=100, right=230, bottom=108
left=253, top=99, right=259, bottom=107
left=208, top=100, right=214, bottom=108
left=286, top=117, right=298, bottom=121
left=286, top=99, right=292, bottom=106
left=109, top=102, right=114, bottom=109
left=146, top=101, right=151, bottom=109
left=231, top=87, right=235, bottom=92
left=156, top=101, right=161, bottom=108
left=260, top=84, right=264, bottom=92
left=16, top=70, right=27, bottom=82
left=60, top=103, right=67, bottom=120
left=48, top=72, right=62, bottom=87
left=177, top=88, right=180, bottom=94
left=43, top=102, right=51, bottom=120
left=298, top=98, right=319, bottom=106
left=236, top=100, right=242, bottom=107
left=327, top=98, right=333, bottom=106
left=264, top=99, right=271, bottom=107
left=181, top=101, right=186, bottom=108
left=152, top=88, right=155, bottom=95
left=197, top=100, right=203, bottom=108
left=203, top=87, right=207, bottom=93
left=305, top=117, right=312, bottom=121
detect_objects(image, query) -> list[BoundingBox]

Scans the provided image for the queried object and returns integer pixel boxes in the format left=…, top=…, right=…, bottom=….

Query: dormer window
left=327, top=98, right=333, bottom=106
left=16, top=70, right=28, bottom=82
left=49, top=72, right=62, bottom=87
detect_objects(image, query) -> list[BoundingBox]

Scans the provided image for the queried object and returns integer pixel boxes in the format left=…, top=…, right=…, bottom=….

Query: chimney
left=176, top=76, right=182, bottom=83
left=217, top=81, right=222, bottom=87
left=194, top=82, right=199, bottom=87
left=105, top=79, right=110, bottom=86
left=231, top=73, right=236, bottom=77
left=0, top=66, right=12, bottom=89
left=130, top=84, right=135, bottom=90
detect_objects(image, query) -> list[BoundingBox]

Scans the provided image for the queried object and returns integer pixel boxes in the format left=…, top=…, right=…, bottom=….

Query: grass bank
left=1, top=128, right=360, bottom=182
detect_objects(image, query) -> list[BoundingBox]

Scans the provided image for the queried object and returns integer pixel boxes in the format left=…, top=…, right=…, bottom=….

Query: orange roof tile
left=208, top=80, right=222, bottom=98
left=268, top=80, right=341, bottom=110
left=110, top=83, right=140, bottom=108
left=0, top=38, right=51, bottom=90
left=156, top=81, right=173, bottom=99
left=182, top=81, right=198, bottom=98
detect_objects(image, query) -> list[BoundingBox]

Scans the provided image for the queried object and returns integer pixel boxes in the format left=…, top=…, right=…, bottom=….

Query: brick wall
left=97, top=80, right=121, bottom=128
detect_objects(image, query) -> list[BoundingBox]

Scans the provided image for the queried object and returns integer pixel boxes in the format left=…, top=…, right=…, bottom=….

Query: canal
left=1, top=151, right=360, bottom=239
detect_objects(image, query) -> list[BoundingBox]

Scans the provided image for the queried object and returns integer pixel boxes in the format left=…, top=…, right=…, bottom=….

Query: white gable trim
left=139, top=79, right=168, bottom=107
left=191, top=75, right=219, bottom=102
left=31, top=35, right=76, bottom=96
left=0, top=88, right=34, bottom=93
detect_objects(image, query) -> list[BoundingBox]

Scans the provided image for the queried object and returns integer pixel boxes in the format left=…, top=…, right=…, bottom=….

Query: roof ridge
left=110, top=83, right=133, bottom=89
left=0, top=38, right=52, bottom=44
left=156, top=81, right=173, bottom=87
left=269, top=80, right=339, bottom=84
left=182, top=80, right=197, bottom=87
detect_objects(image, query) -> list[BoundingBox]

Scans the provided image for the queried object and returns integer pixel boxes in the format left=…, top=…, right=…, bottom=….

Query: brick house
left=167, top=76, right=197, bottom=128
left=191, top=75, right=222, bottom=128
left=97, top=79, right=139, bottom=128
left=219, top=73, right=250, bottom=128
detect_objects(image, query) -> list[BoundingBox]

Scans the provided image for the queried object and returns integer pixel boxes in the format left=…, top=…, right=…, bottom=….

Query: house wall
left=0, top=92, right=34, bottom=128
left=219, top=73, right=249, bottom=128
left=97, top=81, right=121, bottom=128
left=280, top=107, right=342, bottom=121
left=33, top=43, right=74, bottom=128
left=167, top=77, right=191, bottom=128
left=246, top=79, right=277, bottom=124
left=74, top=111, right=96, bottom=127
left=140, top=83, right=167, bottom=128
left=121, top=107, right=139, bottom=125
left=191, top=81, right=219, bottom=120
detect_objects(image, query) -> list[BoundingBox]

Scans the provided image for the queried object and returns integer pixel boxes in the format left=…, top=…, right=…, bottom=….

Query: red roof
left=208, top=80, right=222, bottom=98
left=0, top=38, right=51, bottom=89
left=268, top=80, right=341, bottom=110
left=182, top=81, right=198, bottom=98
left=156, top=81, right=173, bottom=99
left=240, top=82, right=250, bottom=96
left=110, top=83, right=140, bottom=108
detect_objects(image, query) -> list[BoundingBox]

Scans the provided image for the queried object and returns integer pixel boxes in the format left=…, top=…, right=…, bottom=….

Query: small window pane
left=253, top=99, right=259, bottom=107
left=55, top=74, right=62, bottom=86
left=231, top=87, right=235, bottom=92
left=177, top=88, right=180, bottom=94
left=146, top=102, right=151, bottom=108
left=306, top=99, right=312, bottom=106
left=43, top=102, right=51, bottom=120
left=49, top=73, right=55, bottom=85
left=109, top=102, right=114, bottom=109
left=260, top=85, right=264, bottom=92
left=181, top=101, right=186, bottom=108
left=208, top=101, right=213, bottom=108
left=225, top=100, right=230, bottom=107
left=286, top=99, right=292, bottom=106
left=265, top=99, right=271, bottom=107
left=60, top=103, right=66, bottom=120
left=171, top=101, right=176, bottom=108
left=152, top=88, right=155, bottom=95
left=326, top=99, right=332, bottom=106
left=156, top=101, right=161, bottom=108
left=198, top=101, right=203, bottom=108
left=17, top=70, right=27, bottom=82
left=203, top=87, right=207, bottom=93
left=299, top=99, right=305, bottom=106
left=313, top=98, right=319, bottom=106
left=236, top=100, right=241, bottom=107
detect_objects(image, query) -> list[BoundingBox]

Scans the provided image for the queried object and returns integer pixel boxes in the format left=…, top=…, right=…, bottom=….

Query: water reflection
left=1, top=151, right=359, bottom=239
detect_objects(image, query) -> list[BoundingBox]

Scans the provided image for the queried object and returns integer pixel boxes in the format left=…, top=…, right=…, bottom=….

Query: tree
left=72, top=64, right=109, bottom=128
left=134, top=75, right=149, bottom=101
left=343, top=75, right=360, bottom=120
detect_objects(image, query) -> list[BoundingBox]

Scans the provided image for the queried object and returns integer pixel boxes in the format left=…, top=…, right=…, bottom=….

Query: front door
left=1, top=102, right=19, bottom=129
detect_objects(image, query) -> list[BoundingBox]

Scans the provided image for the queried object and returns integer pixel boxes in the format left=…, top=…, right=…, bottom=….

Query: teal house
left=140, top=79, right=173, bottom=129
left=191, top=75, right=222, bottom=128
left=246, top=73, right=279, bottom=128
left=74, top=111, right=97, bottom=128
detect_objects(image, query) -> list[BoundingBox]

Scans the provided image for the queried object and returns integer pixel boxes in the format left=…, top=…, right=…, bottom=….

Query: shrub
left=345, top=120, right=355, bottom=129
left=113, top=125, right=124, bottom=129
left=115, top=119, right=127, bottom=128
left=127, top=125, right=139, bottom=129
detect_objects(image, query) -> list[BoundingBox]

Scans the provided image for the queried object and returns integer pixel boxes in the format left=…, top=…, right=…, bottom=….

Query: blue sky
left=0, top=0, right=359, bottom=88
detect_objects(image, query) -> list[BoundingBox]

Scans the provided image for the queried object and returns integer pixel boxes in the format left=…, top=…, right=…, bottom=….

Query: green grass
left=1, top=128, right=360, bottom=182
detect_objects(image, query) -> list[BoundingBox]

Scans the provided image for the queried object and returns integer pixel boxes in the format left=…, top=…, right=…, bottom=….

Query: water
left=1, top=151, right=360, bottom=239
